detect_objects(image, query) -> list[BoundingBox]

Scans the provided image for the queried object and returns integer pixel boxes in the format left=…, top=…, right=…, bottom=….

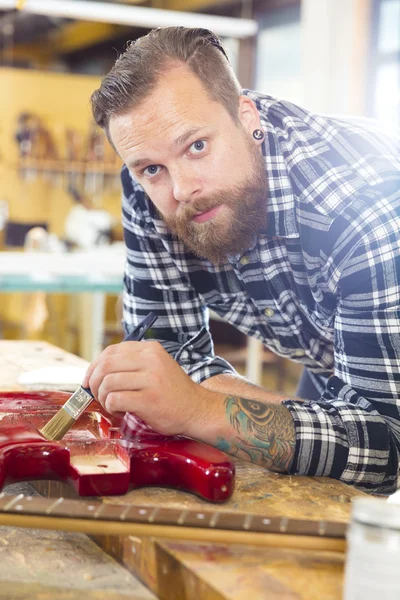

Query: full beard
left=162, top=145, right=268, bottom=265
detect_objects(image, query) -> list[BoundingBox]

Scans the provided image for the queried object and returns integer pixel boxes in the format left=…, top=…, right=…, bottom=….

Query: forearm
left=200, top=372, right=289, bottom=404
left=189, top=386, right=296, bottom=473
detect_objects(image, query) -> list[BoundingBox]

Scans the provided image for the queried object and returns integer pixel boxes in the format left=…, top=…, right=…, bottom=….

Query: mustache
left=175, top=196, right=223, bottom=223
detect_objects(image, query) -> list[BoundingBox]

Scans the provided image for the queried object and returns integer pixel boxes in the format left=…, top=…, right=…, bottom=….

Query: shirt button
left=264, top=308, right=275, bottom=317
left=240, top=256, right=250, bottom=265
left=294, top=349, right=305, bottom=357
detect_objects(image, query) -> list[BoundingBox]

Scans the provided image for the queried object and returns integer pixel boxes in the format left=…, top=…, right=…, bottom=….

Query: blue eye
left=191, top=140, right=207, bottom=153
left=143, top=165, right=161, bottom=178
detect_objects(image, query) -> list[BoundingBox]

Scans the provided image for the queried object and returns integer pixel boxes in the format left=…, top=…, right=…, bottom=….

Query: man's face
left=109, top=63, right=268, bottom=264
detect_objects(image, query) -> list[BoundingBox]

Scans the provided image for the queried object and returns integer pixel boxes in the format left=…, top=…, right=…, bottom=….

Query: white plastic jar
left=343, top=497, right=400, bottom=600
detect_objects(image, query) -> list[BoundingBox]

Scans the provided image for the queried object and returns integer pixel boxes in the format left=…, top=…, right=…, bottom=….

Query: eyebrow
left=172, top=127, right=203, bottom=149
left=129, top=157, right=152, bottom=170
left=128, top=127, right=204, bottom=171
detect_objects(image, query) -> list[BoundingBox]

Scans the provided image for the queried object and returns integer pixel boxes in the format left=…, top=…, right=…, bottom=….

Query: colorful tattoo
left=216, top=396, right=295, bottom=472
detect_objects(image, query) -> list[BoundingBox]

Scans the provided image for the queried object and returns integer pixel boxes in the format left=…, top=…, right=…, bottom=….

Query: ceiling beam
left=46, top=21, right=129, bottom=54
left=116, top=0, right=235, bottom=8
left=4, top=1, right=256, bottom=38
left=162, top=0, right=235, bottom=10
left=1, top=20, right=130, bottom=65
left=1, top=44, right=51, bottom=67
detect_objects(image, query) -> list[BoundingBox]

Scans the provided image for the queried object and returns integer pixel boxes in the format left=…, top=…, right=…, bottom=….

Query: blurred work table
left=0, top=248, right=125, bottom=361
left=0, top=340, right=368, bottom=600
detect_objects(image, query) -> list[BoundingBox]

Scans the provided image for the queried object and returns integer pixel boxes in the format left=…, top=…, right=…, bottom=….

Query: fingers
left=97, top=372, right=149, bottom=410
left=82, top=344, right=116, bottom=388
left=102, top=389, right=144, bottom=416
left=82, top=340, right=147, bottom=390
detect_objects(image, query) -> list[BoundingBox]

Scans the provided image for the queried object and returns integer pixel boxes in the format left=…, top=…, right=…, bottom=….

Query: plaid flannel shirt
left=121, top=91, right=400, bottom=494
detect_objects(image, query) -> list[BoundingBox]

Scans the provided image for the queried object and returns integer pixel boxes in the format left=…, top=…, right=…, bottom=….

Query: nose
left=171, top=167, right=202, bottom=204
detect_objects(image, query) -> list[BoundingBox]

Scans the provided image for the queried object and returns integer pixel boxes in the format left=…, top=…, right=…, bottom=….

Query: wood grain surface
left=154, top=540, right=344, bottom=600
left=0, top=521, right=155, bottom=600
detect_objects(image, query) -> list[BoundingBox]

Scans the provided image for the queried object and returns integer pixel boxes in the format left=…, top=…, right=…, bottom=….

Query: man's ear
left=237, top=95, right=261, bottom=134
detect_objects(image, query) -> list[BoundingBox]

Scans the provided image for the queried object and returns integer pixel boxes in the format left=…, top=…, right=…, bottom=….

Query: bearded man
left=85, top=27, right=400, bottom=494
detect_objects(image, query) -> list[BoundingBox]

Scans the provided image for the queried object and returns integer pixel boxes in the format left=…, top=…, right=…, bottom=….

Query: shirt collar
left=245, top=91, right=299, bottom=240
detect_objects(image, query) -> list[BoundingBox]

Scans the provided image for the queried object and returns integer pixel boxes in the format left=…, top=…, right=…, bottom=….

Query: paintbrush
left=40, top=312, right=157, bottom=441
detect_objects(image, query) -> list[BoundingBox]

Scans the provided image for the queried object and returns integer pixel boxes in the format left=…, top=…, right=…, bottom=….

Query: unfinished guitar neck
left=0, top=391, right=235, bottom=502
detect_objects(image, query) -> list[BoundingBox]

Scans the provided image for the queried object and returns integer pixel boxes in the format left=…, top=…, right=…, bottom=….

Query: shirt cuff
left=174, top=327, right=237, bottom=383
left=283, top=376, right=396, bottom=493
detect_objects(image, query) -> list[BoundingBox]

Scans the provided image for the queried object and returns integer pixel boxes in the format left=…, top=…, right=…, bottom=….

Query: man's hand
left=82, top=341, right=296, bottom=473
left=82, top=340, right=211, bottom=436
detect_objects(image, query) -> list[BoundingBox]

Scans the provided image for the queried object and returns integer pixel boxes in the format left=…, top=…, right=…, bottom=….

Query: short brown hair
left=90, top=27, right=242, bottom=142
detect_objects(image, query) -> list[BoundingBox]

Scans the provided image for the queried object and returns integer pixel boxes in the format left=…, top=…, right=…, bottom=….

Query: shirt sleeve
left=283, top=194, right=400, bottom=494
left=120, top=166, right=235, bottom=383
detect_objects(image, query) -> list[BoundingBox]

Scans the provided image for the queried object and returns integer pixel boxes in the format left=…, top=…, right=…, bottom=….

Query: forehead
left=109, top=64, right=233, bottom=155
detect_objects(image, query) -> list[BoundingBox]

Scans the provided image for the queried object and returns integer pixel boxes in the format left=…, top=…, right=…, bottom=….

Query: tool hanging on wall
left=84, top=122, right=105, bottom=206
left=15, top=112, right=34, bottom=181
left=14, top=111, right=119, bottom=194
left=14, top=112, right=59, bottom=181
left=65, top=128, right=83, bottom=192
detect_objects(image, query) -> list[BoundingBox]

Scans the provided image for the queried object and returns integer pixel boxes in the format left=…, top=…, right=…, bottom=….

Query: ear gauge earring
left=253, top=129, right=264, bottom=141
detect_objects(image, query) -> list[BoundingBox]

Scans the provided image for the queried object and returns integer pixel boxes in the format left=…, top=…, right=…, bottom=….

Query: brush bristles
left=40, top=409, right=76, bottom=441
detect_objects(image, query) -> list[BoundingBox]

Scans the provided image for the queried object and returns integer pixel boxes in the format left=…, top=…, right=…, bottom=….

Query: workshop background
left=0, top=0, right=398, bottom=394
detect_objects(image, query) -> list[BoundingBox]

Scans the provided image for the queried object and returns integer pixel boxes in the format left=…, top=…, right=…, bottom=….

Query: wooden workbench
left=1, top=340, right=367, bottom=599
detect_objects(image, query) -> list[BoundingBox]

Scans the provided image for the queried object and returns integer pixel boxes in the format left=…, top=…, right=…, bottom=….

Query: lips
left=192, top=205, right=222, bottom=224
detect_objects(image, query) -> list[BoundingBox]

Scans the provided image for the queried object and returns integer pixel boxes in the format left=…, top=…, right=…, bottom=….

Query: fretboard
left=0, top=493, right=346, bottom=538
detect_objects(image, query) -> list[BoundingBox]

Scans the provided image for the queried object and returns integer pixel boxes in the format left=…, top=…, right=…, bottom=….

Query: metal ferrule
left=63, top=387, right=94, bottom=419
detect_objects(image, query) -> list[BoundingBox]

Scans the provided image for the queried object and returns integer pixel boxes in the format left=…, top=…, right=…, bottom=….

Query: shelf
left=14, top=158, right=122, bottom=175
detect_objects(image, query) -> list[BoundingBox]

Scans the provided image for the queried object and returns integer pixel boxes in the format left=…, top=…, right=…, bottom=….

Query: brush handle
left=80, top=313, right=157, bottom=403
left=84, top=312, right=158, bottom=398
left=124, top=312, right=157, bottom=343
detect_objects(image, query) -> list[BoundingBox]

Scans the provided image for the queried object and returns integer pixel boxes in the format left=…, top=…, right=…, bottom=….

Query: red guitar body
left=0, top=391, right=235, bottom=502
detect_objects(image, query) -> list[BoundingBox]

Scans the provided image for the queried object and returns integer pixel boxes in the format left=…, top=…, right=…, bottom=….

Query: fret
left=148, top=507, right=160, bottom=523
left=177, top=510, right=188, bottom=525
left=3, top=494, right=24, bottom=511
left=243, top=515, right=253, bottom=531
left=209, top=513, right=220, bottom=528
left=119, top=505, right=132, bottom=521
left=280, top=517, right=289, bottom=533
left=45, top=497, right=64, bottom=514
left=93, top=503, right=105, bottom=519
